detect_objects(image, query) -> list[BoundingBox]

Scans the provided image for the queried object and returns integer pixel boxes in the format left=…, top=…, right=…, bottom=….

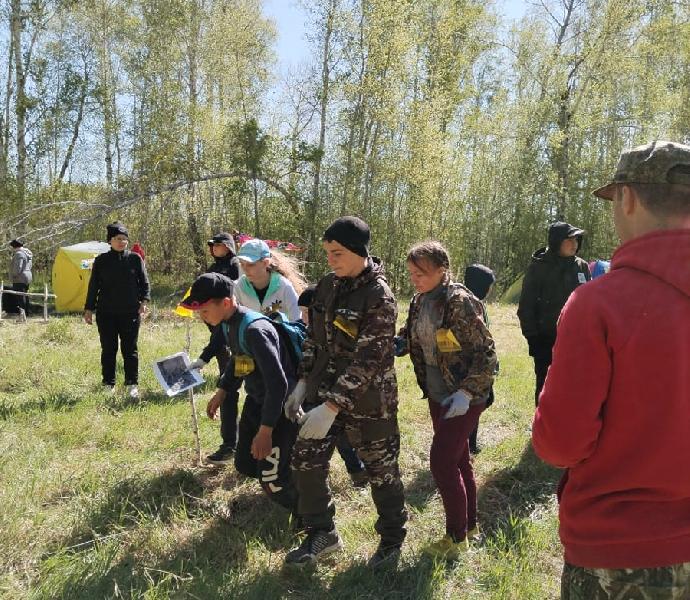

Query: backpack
left=236, top=310, right=307, bottom=371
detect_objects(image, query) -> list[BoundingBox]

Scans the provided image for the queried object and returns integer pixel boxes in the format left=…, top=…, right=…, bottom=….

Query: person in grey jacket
left=8, top=239, right=32, bottom=314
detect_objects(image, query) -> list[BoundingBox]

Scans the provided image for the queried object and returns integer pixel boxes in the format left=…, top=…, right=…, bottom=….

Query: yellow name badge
left=234, top=355, right=255, bottom=377
left=436, top=328, right=462, bottom=353
left=333, top=315, right=358, bottom=339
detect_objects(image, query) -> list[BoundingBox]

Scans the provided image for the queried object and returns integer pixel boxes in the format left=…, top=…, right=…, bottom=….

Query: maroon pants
left=428, top=400, right=484, bottom=541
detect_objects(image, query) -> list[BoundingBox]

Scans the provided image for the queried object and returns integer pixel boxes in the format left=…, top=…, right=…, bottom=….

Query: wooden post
left=43, top=283, right=49, bottom=322
left=186, top=319, right=202, bottom=466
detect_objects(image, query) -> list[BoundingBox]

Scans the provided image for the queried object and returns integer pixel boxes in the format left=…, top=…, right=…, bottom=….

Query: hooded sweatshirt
left=517, top=222, right=590, bottom=339
left=10, top=247, right=33, bottom=285
left=235, top=272, right=301, bottom=322
left=218, top=306, right=296, bottom=428
left=532, top=228, right=690, bottom=569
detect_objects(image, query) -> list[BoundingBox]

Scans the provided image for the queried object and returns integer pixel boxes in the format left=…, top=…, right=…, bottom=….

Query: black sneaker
left=284, top=529, right=343, bottom=565
left=366, top=544, right=401, bottom=569
left=206, top=445, right=234, bottom=465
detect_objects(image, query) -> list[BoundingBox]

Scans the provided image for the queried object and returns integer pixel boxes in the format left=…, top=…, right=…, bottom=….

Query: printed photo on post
left=153, top=351, right=204, bottom=396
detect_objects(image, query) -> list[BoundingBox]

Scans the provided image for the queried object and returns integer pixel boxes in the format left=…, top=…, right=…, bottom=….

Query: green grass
left=0, top=305, right=562, bottom=599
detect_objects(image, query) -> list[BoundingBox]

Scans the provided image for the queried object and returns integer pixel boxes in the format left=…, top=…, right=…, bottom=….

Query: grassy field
left=0, top=303, right=563, bottom=599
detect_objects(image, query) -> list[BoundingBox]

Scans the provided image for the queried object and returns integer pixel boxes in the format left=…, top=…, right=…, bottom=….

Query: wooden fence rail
left=0, top=282, right=57, bottom=323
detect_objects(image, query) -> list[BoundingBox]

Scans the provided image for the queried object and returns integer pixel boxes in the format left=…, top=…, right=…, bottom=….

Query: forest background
left=1, top=0, right=689, bottom=294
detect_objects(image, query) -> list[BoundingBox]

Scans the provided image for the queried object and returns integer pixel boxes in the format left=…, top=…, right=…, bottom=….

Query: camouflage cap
left=593, top=140, right=690, bottom=200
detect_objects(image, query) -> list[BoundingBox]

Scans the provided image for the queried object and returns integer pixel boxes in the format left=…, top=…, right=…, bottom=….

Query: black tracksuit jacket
left=85, top=249, right=151, bottom=313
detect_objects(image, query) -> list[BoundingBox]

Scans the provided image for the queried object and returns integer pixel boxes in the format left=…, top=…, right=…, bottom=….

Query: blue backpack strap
left=237, top=310, right=268, bottom=356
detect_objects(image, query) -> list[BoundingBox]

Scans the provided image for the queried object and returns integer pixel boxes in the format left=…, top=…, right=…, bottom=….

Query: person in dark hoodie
left=517, top=221, right=590, bottom=405
left=8, top=239, right=32, bottom=314
left=533, top=141, right=690, bottom=599
left=180, top=272, right=299, bottom=517
left=463, top=264, right=497, bottom=454
left=188, top=232, right=241, bottom=464
left=84, top=222, right=151, bottom=399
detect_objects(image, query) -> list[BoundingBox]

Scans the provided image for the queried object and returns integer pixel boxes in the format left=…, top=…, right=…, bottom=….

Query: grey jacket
left=10, top=248, right=33, bottom=285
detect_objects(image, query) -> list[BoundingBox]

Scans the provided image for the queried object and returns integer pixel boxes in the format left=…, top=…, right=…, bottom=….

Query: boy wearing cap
left=181, top=273, right=299, bottom=516
left=189, top=232, right=241, bottom=464
left=532, top=141, right=690, bottom=598
left=283, top=216, right=407, bottom=568
left=7, top=239, right=33, bottom=315
left=517, top=221, right=590, bottom=405
left=206, top=232, right=241, bottom=281
left=84, top=222, right=151, bottom=399
left=194, top=237, right=305, bottom=464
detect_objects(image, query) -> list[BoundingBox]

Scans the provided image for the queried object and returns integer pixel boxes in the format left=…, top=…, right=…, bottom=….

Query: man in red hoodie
left=532, top=141, right=690, bottom=599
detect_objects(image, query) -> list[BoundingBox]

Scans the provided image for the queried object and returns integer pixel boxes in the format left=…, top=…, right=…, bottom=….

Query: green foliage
left=42, top=318, right=74, bottom=343
left=2, top=0, right=689, bottom=293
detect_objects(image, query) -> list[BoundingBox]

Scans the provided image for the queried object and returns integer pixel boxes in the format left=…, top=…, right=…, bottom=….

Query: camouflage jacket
left=300, top=257, right=398, bottom=419
left=403, top=282, right=497, bottom=403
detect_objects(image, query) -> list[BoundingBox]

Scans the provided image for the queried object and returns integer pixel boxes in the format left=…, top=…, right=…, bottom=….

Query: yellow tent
left=52, top=241, right=111, bottom=312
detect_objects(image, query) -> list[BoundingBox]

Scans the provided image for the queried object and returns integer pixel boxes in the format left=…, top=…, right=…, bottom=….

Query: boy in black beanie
left=84, top=222, right=150, bottom=399
left=284, top=216, right=406, bottom=568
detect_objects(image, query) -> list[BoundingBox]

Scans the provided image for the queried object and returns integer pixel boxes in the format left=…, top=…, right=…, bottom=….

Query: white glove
left=442, top=390, right=471, bottom=419
left=295, top=407, right=307, bottom=424
left=189, top=358, right=207, bottom=371
left=284, top=379, right=307, bottom=421
left=298, top=403, right=338, bottom=439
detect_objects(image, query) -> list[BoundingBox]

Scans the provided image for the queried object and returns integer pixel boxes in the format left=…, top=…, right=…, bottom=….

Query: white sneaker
left=103, top=384, right=116, bottom=395
left=127, top=385, right=139, bottom=400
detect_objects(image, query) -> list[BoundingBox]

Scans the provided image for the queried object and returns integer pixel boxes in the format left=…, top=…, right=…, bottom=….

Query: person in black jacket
left=84, top=222, right=151, bottom=399
left=517, top=221, right=590, bottom=405
left=206, top=232, right=240, bottom=280
left=189, top=232, right=241, bottom=464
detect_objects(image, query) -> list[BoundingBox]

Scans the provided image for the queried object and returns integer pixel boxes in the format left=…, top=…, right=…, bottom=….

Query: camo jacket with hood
left=403, top=279, right=497, bottom=404
left=300, top=256, right=398, bottom=420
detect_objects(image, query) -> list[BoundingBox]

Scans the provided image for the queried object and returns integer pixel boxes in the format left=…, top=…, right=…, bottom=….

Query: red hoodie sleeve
left=532, top=287, right=612, bottom=468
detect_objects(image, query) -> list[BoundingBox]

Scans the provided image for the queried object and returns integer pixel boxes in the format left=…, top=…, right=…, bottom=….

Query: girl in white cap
left=235, top=239, right=304, bottom=321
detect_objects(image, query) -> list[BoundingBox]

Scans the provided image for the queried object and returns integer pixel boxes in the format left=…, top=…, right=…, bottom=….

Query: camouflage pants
left=562, top=561, right=690, bottom=599
left=291, top=413, right=407, bottom=548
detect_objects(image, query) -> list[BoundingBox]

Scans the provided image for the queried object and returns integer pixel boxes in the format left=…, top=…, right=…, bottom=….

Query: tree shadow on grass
left=37, top=456, right=443, bottom=600
left=326, top=555, right=439, bottom=600
left=477, top=440, right=562, bottom=535
left=59, top=467, right=206, bottom=550
left=40, top=468, right=301, bottom=599
left=0, top=390, right=80, bottom=420
left=403, top=467, right=437, bottom=510
left=215, top=549, right=440, bottom=600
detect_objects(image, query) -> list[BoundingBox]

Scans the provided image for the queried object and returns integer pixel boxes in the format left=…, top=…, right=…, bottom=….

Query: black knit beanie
left=297, top=285, right=316, bottom=308
left=322, top=216, right=370, bottom=257
left=464, top=264, right=496, bottom=301
left=107, top=221, right=129, bottom=241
